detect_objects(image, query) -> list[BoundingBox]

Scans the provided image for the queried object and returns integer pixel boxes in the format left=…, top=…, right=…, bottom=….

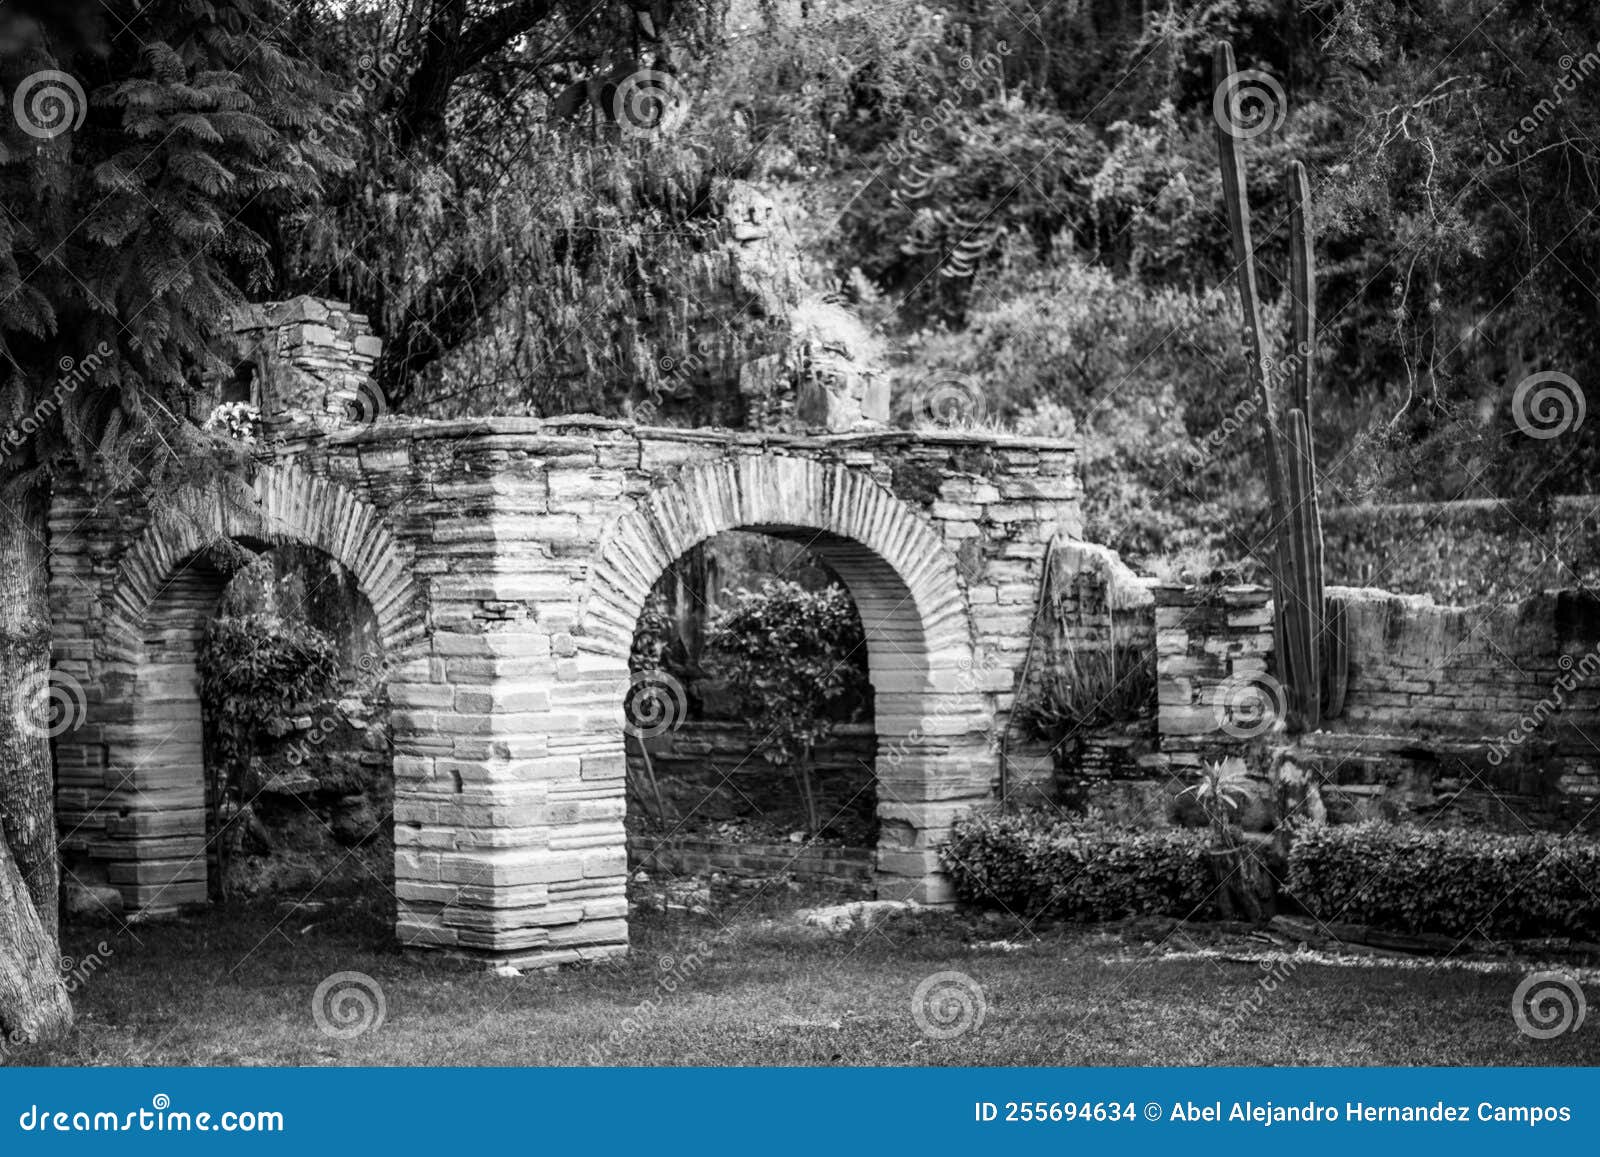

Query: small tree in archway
left=707, top=581, right=868, bottom=835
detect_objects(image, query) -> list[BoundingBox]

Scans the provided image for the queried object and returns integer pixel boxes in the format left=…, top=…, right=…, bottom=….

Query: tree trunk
left=0, top=484, right=59, bottom=938
left=0, top=480, right=70, bottom=1042
left=0, top=832, right=71, bottom=1044
left=793, top=744, right=821, bottom=835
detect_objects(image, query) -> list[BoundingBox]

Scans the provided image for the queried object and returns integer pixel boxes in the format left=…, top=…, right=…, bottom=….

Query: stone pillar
left=1154, top=583, right=1276, bottom=769
left=230, top=296, right=386, bottom=436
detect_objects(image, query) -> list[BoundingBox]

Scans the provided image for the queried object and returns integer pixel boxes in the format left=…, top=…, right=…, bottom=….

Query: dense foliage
left=262, top=0, right=1600, bottom=572
left=706, top=580, right=870, bottom=763
left=198, top=612, right=342, bottom=791
left=941, top=810, right=1212, bottom=920
left=0, top=0, right=351, bottom=500
left=1287, top=822, right=1600, bottom=939
left=11, top=1, right=1593, bottom=566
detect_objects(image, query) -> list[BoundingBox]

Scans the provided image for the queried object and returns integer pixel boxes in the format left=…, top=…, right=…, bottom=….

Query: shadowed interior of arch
left=69, top=541, right=394, bottom=918
left=613, top=519, right=983, bottom=901
left=622, top=530, right=883, bottom=879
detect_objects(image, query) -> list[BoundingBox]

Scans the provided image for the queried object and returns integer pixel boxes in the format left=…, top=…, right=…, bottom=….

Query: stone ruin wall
left=47, top=291, right=1082, bottom=964
left=1138, top=583, right=1600, bottom=835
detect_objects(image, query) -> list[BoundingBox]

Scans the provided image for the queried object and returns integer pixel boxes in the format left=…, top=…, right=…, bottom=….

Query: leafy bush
left=707, top=581, right=869, bottom=832
left=941, top=810, right=1211, bottom=921
left=707, top=580, right=870, bottom=757
left=199, top=611, right=342, bottom=779
left=1287, top=823, right=1600, bottom=940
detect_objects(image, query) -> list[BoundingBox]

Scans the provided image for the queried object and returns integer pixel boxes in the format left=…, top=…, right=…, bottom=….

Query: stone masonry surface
left=47, top=303, right=1081, bottom=965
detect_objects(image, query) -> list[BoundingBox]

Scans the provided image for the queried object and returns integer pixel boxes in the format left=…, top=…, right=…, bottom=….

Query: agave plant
left=1181, top=757, right=1255, bottom=850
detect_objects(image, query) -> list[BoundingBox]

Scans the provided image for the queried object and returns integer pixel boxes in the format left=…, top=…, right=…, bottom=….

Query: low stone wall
left=627, top=833, right=874, bottom=894
left=1140, top=582, right=1600, bottom=835
left=626, top=721, right=877, bottom=843
left=1052, top=724, right=1165, bottom=822
left=1006, top=538, right=1161, bottom=815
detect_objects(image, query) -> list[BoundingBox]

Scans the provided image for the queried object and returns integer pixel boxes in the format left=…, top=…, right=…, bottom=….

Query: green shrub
left=706, top=580, right=870, bottom=759
left=941, top=810, right=1211, bottom=921
left=199, top=611, right=342, bottom=778
left=1287, top=822, right=1600, bottom=939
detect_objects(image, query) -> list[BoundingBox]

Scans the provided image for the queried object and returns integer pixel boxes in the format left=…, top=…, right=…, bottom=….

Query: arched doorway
left=580, top=456, right=994, bottom=904
left=624, top=531, right=879, bottom=895
left=53, top=464, right=424, bottom=920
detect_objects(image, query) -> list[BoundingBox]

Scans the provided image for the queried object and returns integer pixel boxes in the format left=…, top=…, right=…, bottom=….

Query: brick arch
left=580, top=456, right=971, bottom=659
left=103, top=462, right=424, bottom=661
left=61, top=462, right=424, bottom=916
left=576, top=455, right=994, bottom=903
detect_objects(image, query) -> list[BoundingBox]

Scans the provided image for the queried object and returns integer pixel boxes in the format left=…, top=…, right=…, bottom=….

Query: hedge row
left=939, top=811, right=1212, bottom=921
left=943, top=812, right=1600, bottom=940
left=1286, top=822, right=1600, bottom=940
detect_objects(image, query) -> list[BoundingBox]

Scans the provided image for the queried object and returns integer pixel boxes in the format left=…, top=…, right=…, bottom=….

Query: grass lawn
left=15, top=887, right=1597, bottom=1067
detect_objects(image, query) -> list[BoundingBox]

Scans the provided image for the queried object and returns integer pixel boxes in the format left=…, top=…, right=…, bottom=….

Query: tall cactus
left=1214, top=41, right=1347, bottom=730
